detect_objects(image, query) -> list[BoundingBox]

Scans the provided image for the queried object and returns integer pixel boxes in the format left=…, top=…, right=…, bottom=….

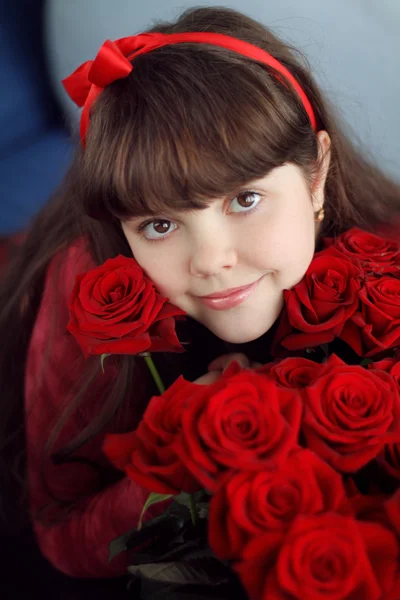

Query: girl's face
left=122, top=136, right=330, bottom=343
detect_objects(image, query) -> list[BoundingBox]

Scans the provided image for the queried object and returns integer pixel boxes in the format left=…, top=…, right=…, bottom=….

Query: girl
left=1, top=4, right=399, bottom=586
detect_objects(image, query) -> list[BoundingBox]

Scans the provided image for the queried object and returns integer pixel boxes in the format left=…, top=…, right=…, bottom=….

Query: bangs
left=81, top=44, right=313, bottom=221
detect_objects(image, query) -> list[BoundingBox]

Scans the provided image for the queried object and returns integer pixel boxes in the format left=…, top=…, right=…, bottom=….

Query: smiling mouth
left=196, top=278, right=263, bottom=310
left=198, top=281, right=260, bottom=299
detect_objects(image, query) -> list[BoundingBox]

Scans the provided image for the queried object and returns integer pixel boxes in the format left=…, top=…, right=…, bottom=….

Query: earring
left=314, top=207, right=325, bottom=222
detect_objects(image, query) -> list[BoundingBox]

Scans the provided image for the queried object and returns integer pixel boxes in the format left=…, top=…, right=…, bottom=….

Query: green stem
left=143, top=354, right=165, bottom=394
left=189, top=494, right=198, bottom=527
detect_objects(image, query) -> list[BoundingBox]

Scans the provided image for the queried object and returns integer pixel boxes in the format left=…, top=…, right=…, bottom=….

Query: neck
left=222, top=315, right=281, bottom=364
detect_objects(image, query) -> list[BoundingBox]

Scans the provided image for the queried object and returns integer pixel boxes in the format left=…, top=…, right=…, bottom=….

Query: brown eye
left=238, top=193, right=257, bottom=208
left=153, top=220, right=171, bottom=234
left=140, top=218, right=177, bottom=241
left=230, top=192, right=261, bottom=213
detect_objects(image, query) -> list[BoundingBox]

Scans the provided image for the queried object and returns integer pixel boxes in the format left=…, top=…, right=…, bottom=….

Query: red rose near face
left=346, top=479, right=389, bottom=526
left=103, top=376, right=202, bottom=494
left=378, top=443, right=400, bottom=482
left=324, top=227, right=400, bottom=276
left=271, top=248, right=363, bottom=354
left=385, top=577, right=400, bottom=600
left=371, top=353, right=400, bottom=380
left=236, top=513, right=398, bottom=600
left=67, top=255, right=185, bottom=356
left=340, top=276, right=400, bottom=357
left=175, top=369, right=302, bottom=493
left=302, top=354, right=400, bottom=473
left=208, top=448, right=348, bottom=562
left=364, top=355, right=400, bottom=481
left=258, top=356, right=323, bottom=388
left=385, top=489, right=400, bottom=542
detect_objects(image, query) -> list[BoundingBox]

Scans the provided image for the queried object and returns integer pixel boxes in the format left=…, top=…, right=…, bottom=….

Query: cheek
left=251, top=209, right=315, bottom=276
left=144, top=260, right=179, bottom=295
left=149, top=272, right=180, bottom=299
left=130, top=247, right=186, bottom=300
left=122, top=226, right=190, bottom=302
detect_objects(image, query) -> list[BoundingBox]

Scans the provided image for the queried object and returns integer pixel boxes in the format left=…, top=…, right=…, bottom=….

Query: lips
left=195, top=278, right=263, bottom=311
left=199, top=282, right=259, bottom=299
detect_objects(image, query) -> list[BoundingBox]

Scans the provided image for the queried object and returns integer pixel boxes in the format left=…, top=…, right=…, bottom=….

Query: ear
left=311, top=130, right=331, bottom=211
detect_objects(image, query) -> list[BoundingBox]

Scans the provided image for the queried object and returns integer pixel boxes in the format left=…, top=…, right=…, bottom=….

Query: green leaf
left=197, top=502, right=210, bottom=520
left=360, top=358, right=374, bottom=367
left=174, top=490, right=208, bottom=506
left=127, top=556, right=231, bottom=586
left=108, top=527, right=138, bottom=563
left=174, top=492, right=194, bottom=508
left=100, top=353, right=111, bottom=373
left=143, top=532, right=219, bottom=565
left=138, top=492, right=174, bottom=530
left=108, top=507, right=187, bottom=563
left=321, top=343, right=330, bottom=357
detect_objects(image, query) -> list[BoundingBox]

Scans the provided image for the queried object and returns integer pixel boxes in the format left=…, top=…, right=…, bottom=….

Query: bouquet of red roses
left=68, top=227, right=400, bottom=600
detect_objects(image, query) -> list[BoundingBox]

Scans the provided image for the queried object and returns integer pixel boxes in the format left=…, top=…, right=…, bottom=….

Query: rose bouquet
left=68, top=227, right=400, bottom=600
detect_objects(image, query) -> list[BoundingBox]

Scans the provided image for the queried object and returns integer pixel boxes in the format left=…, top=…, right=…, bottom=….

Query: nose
left=189, top=236, right=237, bottom=277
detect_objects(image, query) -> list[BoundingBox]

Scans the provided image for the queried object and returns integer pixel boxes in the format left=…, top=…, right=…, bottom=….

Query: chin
left=210, top=322, right=272, bottom=344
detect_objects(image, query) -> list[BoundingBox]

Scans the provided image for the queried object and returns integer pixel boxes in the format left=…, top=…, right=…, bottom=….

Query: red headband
left=62, top=31, right=318, bottom=147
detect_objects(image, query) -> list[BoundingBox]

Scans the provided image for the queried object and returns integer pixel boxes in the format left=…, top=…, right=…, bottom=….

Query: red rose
left=378, top=443, right=400, bottom=481
left=340, top=277, right=400, bottom=357
left=385, top=576, right=400, bottom=600
left=302, top=354, right=400, bottom=472
left=103, top=376, right=202, bottom=494
left=346, top=480, right=389, bottom=526
left=271, top=249, right=363, bottom=354
left=236, top=513, right=398, bottom=600
left=384, top=489, right=400, bottom=547
left=374, top=355, right=400, bottom=483
left=258, top=357, right=323, bottom=388
left=67, top=255, right=185, bottom=356
left=208, top=448, right=348, bottom=561
left=324, top=227, right=400, bottom=276
left=175, top=369, right=302, bottom=492
left=372, top=353, right=400, bottom=379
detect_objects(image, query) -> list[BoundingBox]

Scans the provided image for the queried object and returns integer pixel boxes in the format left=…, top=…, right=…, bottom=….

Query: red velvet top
left=24, top=239, right=165, bottom=579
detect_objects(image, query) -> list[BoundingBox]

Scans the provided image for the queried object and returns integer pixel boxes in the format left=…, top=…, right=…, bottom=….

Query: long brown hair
left=1, top=6, right=400, bottom=535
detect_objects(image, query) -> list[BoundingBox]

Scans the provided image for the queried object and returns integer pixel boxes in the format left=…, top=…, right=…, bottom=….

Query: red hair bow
left=62, top=34, right=167, bottom=145
left=62, top=32, right=317, bottom=147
